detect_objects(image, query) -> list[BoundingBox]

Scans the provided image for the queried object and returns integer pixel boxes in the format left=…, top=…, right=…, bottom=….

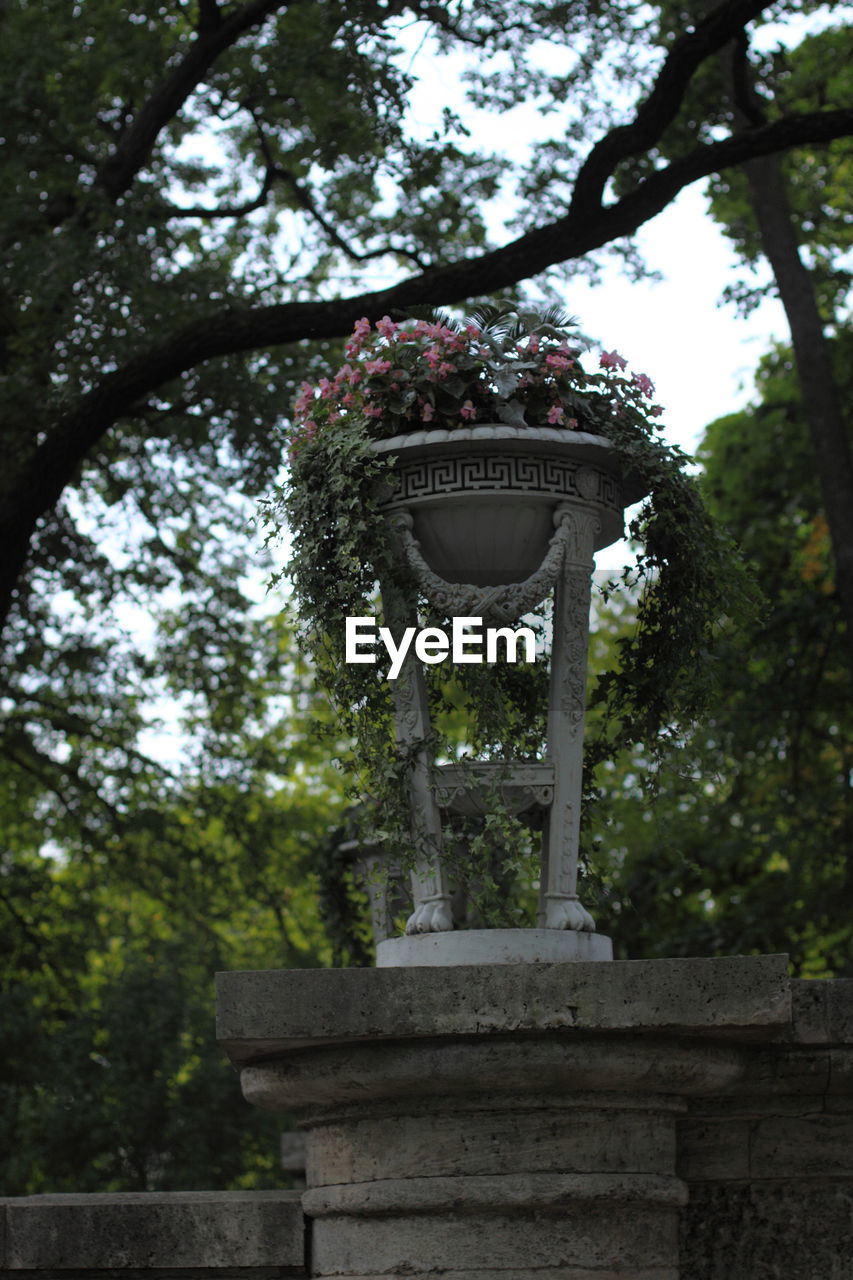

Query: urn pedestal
left=368, top=424, right=647, bottom=951
left=216, top=955, right=791, bottom=1279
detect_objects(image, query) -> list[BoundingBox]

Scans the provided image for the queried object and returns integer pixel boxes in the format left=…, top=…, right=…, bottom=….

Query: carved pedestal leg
left=380, top=577, right=453, bottom=935
left=541, top=505, right=600, bottom=932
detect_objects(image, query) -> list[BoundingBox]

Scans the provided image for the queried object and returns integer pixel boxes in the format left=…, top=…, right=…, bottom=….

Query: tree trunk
left=726, top=42, right=853, bottom=651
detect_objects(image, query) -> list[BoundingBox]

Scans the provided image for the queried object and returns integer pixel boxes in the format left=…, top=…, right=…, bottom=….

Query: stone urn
left=367, top=423, right=647, bottom=966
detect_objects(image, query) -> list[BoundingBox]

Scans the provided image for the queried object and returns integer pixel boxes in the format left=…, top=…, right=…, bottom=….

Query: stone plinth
left=679, top=976, right=853, bottom=1280
left=376, top=927, right=612, bottom=966
left=217, top=956, right=790, bottom=1279
left=0, top=1190, right=306, bottom=1277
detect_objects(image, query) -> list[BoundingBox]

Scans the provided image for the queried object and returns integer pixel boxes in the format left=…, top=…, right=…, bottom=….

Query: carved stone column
left=217, top=955, right=790, bottom=1280
left=541, top=503, right=600, bottom=932
left=380, top=575, right=453, bottom=935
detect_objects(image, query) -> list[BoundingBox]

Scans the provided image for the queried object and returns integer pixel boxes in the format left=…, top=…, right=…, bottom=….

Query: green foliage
left=0, top=606, right=350, bottom=1194
left=707, top=23, right=853, bottom=320
left=595, top=334, right=853, bottom=975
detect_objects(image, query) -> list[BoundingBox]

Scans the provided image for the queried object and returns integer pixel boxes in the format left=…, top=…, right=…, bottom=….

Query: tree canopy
left=3, top=0, right=853, bottom=638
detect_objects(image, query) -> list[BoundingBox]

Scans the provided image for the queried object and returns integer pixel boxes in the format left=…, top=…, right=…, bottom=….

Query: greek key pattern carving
left=383, top=453, right=620, bottom=514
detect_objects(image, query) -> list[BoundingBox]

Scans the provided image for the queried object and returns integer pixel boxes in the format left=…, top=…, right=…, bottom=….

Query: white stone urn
left=369, top=423, right=647, bottom=966
left=372, top=423, right=641, bottom=586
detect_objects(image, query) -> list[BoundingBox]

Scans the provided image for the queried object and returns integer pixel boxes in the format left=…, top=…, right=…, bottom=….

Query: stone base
left=217, top=956, right=794, bottom=1278
left=376, top=927, right=613, bottom=966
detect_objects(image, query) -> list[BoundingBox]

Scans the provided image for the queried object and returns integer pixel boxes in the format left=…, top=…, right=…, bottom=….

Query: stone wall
left=4, top=961, right=852, bottom=1278
left=0, top=1190, right=306, bottom=1279
left=218, top=956, right=853, bottom=1279
left=680, top=977, right=853, bottom=1280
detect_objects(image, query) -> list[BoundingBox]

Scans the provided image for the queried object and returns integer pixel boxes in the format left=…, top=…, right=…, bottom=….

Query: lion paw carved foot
left=545, top=897, right=596, bottom=932
left=405, top=898, right=454, bottom=935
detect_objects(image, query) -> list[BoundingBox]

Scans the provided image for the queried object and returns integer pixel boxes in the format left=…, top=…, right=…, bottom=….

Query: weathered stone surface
left=240, top=1034, right=744, bottom=1113
left=216, top=955, right=791, bottom=1062
left=307, top=1102, right=677, bottom=1185
left=330, top=1273, right=676, bottom=1279
left=310, top=1197, right=680, bottom=1277
left=678, top=1117, right=750, bottom=1181
left=791, top=979, right=853, bottom=1045
left=375, top=927, right=613, bottom=966
left=217, top=957, right=799, bottom=1279
left=681, top=1183, right=853, bottom=1280
left=1, top=1191, right=305, bottom=1272
left=749, top=1113, right=853, bottom=1178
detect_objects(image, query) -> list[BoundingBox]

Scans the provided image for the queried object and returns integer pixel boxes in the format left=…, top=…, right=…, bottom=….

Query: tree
left=2, top=0, right=852, bottom=642
left=593, top=333, right=853, bottom=976
left=643, top=5, right=853, bottom=643
left=0, top=609, right=352, bottom=1193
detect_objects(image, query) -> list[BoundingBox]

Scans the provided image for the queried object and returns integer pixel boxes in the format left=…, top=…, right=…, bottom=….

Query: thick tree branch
left=2, top=86, right=852, bottom=639
left=97, top=0, right=290, bottom=200
left=569, top=0, right=770, bottom=219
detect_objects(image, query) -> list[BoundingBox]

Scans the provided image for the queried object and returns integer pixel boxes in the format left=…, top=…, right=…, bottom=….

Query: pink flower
left=460, top=400, right=476, bottom=420
left=437, top=361, right=455, bottom=379
left=353, top=317, right=371, bottom=337
left=547, top=404, right=565, bottom=425
left=364, top=358, right=391, bottom=376
left=545, top=352, right=571, bottom=371
left=633, top=372, right=655, bottom=398
left=318, top=377, right=333, bottom=399
left=293, top=381, right=314, bottom=415
left=600, top=350, right=627, bottom=371
left=422, top=403, right=435, bottom=422
left=650, top=404, right=664, bottom=417
left=376, top=315, right=398, bottom=338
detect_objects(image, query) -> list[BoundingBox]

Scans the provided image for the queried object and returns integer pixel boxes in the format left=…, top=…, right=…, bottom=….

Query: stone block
left=307, top=1179, right=683, bottom=1277
left=1, top=1190, right=305, bottom=1272
left=681, top=1183, right=853, bottom=1280
left=792, top=979, right=853, bottom=1045
left=750, top=1113, right=853, bottom=1178
left=308, top=1102, right=678, bottom=1186
left=678, top=1117, right=750, bottom=1181
left=216, top=955, right=791, bottom=1062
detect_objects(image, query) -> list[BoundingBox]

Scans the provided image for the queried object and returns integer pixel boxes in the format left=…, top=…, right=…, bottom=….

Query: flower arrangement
left=287, top=306, right=664, bottom=453
left=265, top=304, right=754, bottom=941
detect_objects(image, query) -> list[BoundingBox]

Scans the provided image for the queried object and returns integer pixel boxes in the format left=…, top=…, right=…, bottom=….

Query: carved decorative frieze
left=383, top=451, right=621, bottom=518
left=432, top=761, right=556, bottom=816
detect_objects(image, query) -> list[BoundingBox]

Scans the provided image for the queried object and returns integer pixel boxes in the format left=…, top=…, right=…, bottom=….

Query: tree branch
left=155, top=165, right=278, bottom=219
left=274, top=166, right=429, bottom=269
left=3, top=98, right=852, bottom=640
left=569, top=0, right=769, bottom=220
left=97, top=0, right=291, bottom=200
